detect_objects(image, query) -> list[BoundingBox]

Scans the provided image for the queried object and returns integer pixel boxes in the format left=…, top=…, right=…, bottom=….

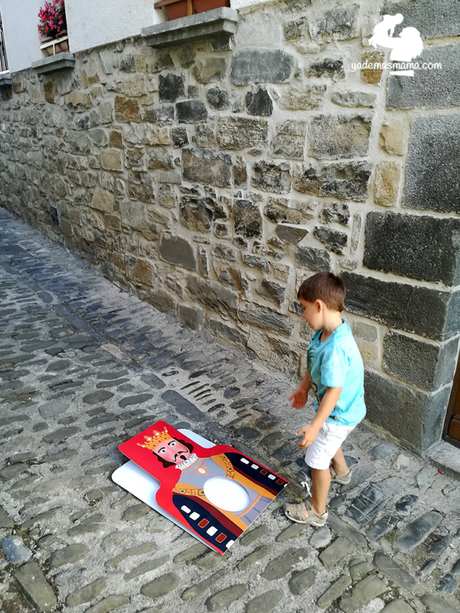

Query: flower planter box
left=154, top=0, right=230, bottom=21
left=40, top=31, right=69, bottom=57
left=142, top=7, right=239, bottom=49
left=0, top=71, right=12, bottom=88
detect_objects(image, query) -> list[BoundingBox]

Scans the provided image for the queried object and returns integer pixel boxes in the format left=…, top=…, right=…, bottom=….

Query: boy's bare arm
left=289, top=370, right=312, bottom=409
left=296, top=386, right=343, bottom=448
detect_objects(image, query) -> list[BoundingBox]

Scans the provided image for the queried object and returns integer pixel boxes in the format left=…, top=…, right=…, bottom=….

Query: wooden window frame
left=443, top=357, right=460, bottom=449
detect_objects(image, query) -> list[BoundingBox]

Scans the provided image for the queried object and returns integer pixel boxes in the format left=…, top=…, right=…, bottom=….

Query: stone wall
left=1, top=0, right=460, bottom=453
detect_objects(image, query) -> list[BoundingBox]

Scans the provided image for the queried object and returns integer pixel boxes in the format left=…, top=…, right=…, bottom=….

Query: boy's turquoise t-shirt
left=307, top=320, right=366, bottom=427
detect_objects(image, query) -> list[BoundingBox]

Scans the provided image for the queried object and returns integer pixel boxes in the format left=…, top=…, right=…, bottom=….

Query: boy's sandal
left=284, top=500, right=327, bottom=526
left=330, top=467, right=351, bottom=485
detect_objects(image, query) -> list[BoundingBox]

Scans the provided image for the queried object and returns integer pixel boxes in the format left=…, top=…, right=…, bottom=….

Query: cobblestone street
left=1, top=206, right=460, bottom=613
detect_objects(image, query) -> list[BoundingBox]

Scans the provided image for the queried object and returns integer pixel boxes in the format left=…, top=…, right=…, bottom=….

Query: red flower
left=38, top=0, right=67, bottom=38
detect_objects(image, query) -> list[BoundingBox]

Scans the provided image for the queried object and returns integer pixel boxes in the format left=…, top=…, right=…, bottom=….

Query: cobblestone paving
left=1, top=206, right=460, bottom=613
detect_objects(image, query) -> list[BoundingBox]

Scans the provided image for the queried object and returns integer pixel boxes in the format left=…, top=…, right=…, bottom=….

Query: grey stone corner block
left=403, top=114, right=460, bottom=215
left=387, top=44, right=460, bottom=111
left=383, top=330, right=458, bottom=392
left=32, top=52, right=75, bottom=75
left=364, top=368, right=451, bottom=451
left=342, top=271, right=460, bottom=342
left=142, top=7, right=239, bottom=48
left=363, top=211, right=460, bottom=286
left=383, top=0, right=460, bottom=40
left=426, top=439, right=460, bottom=482
left=0, top=73, right=12, bottom=87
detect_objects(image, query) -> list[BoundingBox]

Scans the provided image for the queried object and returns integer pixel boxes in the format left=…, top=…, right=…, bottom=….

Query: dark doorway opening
left=444, top=358, right=460, bottom=449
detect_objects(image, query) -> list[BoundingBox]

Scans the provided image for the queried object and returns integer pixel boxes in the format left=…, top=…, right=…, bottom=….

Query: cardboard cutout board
left=113, top=421, right=289, bottom=554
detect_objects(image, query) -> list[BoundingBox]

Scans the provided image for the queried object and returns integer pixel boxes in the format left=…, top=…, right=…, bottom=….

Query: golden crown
left=137, top=426, right=171, bottom=451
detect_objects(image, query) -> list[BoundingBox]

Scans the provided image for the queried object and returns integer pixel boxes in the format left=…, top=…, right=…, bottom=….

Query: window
left=0, top=8, right=9, bottom=74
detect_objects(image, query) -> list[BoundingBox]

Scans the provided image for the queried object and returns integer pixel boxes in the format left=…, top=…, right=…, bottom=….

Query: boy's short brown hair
left=297, top=272, right=345, bottom=312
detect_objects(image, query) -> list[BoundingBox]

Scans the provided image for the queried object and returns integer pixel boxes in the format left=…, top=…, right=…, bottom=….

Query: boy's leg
left=331, top=445, right=349, bottom=476
left=310, top=468, right=330, bottom=516
left=285, top=424, right=353, bottom=525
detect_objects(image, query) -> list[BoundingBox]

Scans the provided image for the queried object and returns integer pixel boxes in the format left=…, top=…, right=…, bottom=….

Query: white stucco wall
left=1, top=0, right=269, bottom=74
left=1, top=0, right=166, bottom=73
left=1, top=0, right=43, bottom=73
left=230, top=0, right=271, bottom=10
left=65, top=0, right=165, bottom=54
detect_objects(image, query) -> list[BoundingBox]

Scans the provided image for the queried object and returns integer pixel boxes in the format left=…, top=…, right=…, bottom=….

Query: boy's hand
left=289, top=387, right=307, bottom=409
left=296, top=423, right=319, bottom=448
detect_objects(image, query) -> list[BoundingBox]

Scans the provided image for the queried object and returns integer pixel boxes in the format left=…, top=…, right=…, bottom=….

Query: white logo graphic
left=369, top=13, right=424, bottom=76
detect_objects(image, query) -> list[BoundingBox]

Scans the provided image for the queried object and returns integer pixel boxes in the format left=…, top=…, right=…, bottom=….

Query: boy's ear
left=315, top=299, right=322, bottom=312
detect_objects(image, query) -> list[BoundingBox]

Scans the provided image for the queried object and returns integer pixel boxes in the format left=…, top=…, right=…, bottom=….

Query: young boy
left=285, top=272, right=366, bottom=526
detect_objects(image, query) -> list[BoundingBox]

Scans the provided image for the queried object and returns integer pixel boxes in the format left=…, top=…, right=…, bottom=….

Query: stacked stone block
left=1, top=0, right=460, bottom=451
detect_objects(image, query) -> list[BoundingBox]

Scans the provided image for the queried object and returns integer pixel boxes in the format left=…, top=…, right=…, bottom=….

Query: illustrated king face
left=138, top=426, right=194, bottom=467
left=154, top=437, right=191, bottom=464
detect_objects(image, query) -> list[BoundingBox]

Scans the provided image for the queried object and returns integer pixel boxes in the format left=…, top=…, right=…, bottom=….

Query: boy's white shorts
left=304, top=420, right=355, bottom=470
